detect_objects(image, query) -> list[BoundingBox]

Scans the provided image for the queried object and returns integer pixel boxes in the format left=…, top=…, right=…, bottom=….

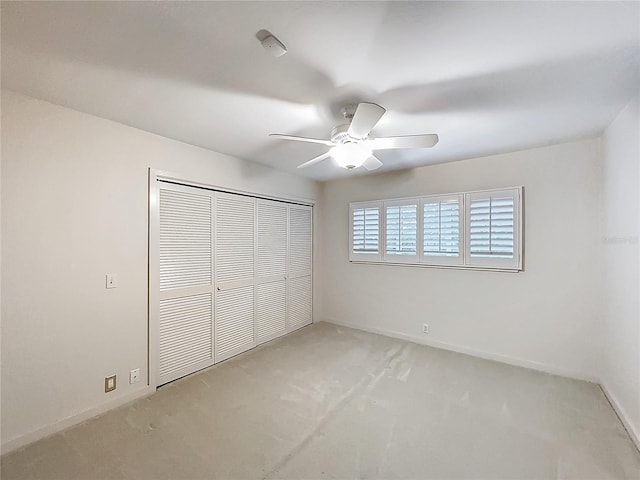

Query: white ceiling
left=2, top=1, right=639, bottom=181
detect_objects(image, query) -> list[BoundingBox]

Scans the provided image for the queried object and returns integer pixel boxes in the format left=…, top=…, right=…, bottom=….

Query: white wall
left=319, top=139, right=603, bottom=381
left=601, top=93, right=640, bottom=446
left=0, top=91, right=319, bottom=452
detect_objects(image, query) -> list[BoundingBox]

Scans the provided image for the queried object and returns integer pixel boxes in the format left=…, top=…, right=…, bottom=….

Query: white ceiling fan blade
left=269, top=134, right=334, bottom=146
left=297, top=151, right=331, bottom=169
left=362, top=155, right=383, bottom=171
left=347, top=102, right=386, bottom=139
left=370, top=134, right=439, bottom=150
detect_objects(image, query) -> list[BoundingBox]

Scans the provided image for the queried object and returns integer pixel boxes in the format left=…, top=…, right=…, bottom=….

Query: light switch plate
left=106, top=274, right=118, bottom=289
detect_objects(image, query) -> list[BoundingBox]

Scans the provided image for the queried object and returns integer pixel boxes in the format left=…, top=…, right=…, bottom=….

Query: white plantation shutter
left=384, top=200, right=418, bottom=262
left=466, top=188, right=521, bottom=269
left=348, top=187, right=522, bottom=271
left=421, top=195, right=463, bottom=266
left=157, top=185, right=215, bottom=386
left=350, top=202, right=381, bottom=261
left=255, top=200, right=288, bottom=344
left=353, top=207, right=379, bottom=251
left=469, top=197, right=513, bottom=256
left=288, top=205, right=312, bottom=331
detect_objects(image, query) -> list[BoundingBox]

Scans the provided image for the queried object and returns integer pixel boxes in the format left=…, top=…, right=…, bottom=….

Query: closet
left=153, top=179, right=312, bottom=387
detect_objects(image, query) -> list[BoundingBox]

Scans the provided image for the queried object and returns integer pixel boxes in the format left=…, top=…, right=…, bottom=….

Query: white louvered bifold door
left=255, top=200, right=287, bottom=344
left=215, top=193, right=256, bottom=362
left=158, top=185, right=215, bottom=386
left=287, top=205, right=313, bottom=331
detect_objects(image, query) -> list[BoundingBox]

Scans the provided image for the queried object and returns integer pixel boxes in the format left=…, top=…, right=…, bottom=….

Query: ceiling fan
left=269, top=102, right=439, bottom=171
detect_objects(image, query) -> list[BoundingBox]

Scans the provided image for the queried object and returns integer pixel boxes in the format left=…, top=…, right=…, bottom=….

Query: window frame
left=348, top=187, right=523, bottom=272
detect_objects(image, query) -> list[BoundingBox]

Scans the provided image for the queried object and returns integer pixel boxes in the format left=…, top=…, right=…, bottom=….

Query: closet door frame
left=149, top=169, right=314, bottom=389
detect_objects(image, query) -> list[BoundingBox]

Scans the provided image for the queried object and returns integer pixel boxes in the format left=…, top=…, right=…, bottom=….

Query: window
left=384, top=200, right=418, bottom=263
left=349, top=187, right=523, bottom=271
left=350, top=202, right=382, bottom=261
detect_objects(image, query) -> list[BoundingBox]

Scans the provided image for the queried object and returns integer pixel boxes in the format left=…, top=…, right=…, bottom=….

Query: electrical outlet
left=130, top=368, right=140, bottom=384
left=105, top=374, right=116, bottom=393
left=423, top=324, right=429, bottom=334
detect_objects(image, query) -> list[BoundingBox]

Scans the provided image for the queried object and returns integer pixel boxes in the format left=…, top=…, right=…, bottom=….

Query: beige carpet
left=2, top=322, right=639, bottom=479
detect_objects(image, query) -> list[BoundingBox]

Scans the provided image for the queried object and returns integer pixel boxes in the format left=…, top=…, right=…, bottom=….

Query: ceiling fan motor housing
left=330, top=124, right=353, bottom=144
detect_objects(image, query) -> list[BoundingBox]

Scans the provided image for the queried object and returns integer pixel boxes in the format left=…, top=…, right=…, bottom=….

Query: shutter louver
left=386, top=204, right=417, bottom=255
left=469, top=196, right=514, bottom=257
left=352, top=207, right=379, bottom=254
left=423, top=200, right=460, bottom=256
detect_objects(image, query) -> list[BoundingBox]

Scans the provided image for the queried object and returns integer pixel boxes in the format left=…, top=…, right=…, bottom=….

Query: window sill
left=349, top=259, right=523, bottom=273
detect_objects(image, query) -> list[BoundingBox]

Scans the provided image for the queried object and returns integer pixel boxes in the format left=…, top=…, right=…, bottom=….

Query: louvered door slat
left=288, top=275, right=312, bottom=331
left=288, top=205, right=312, bottom=331
left=159, top=189, right=212, bottom=290
left=215, top=285, right=255, bottom=362
left=257, top=201, right=287, bottom=278
left=159, top=293, right=213, bottom=380
left=256, top=280, right=287, bottom=344
left=216, top=194, right=254, bottom=283
left=255, top=201, right=288, bottom=344
left=289, top=206, right=312, bottom=275
left=157, top=186, right=215, bottom=386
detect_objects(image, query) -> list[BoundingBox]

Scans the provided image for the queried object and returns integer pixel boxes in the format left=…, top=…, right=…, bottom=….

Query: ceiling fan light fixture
left=330, top=143, right=372, bottom=170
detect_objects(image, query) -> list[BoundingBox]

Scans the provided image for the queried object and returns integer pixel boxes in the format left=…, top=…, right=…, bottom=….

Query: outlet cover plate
left=130, top=368, right=140, bottom=384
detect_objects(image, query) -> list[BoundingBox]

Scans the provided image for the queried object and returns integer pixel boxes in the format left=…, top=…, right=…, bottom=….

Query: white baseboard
left=1, top=386, right=154, bottom=455
left=600, top=383, right=640, bottom=452
left=321, top=318, right=600, bottom=384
